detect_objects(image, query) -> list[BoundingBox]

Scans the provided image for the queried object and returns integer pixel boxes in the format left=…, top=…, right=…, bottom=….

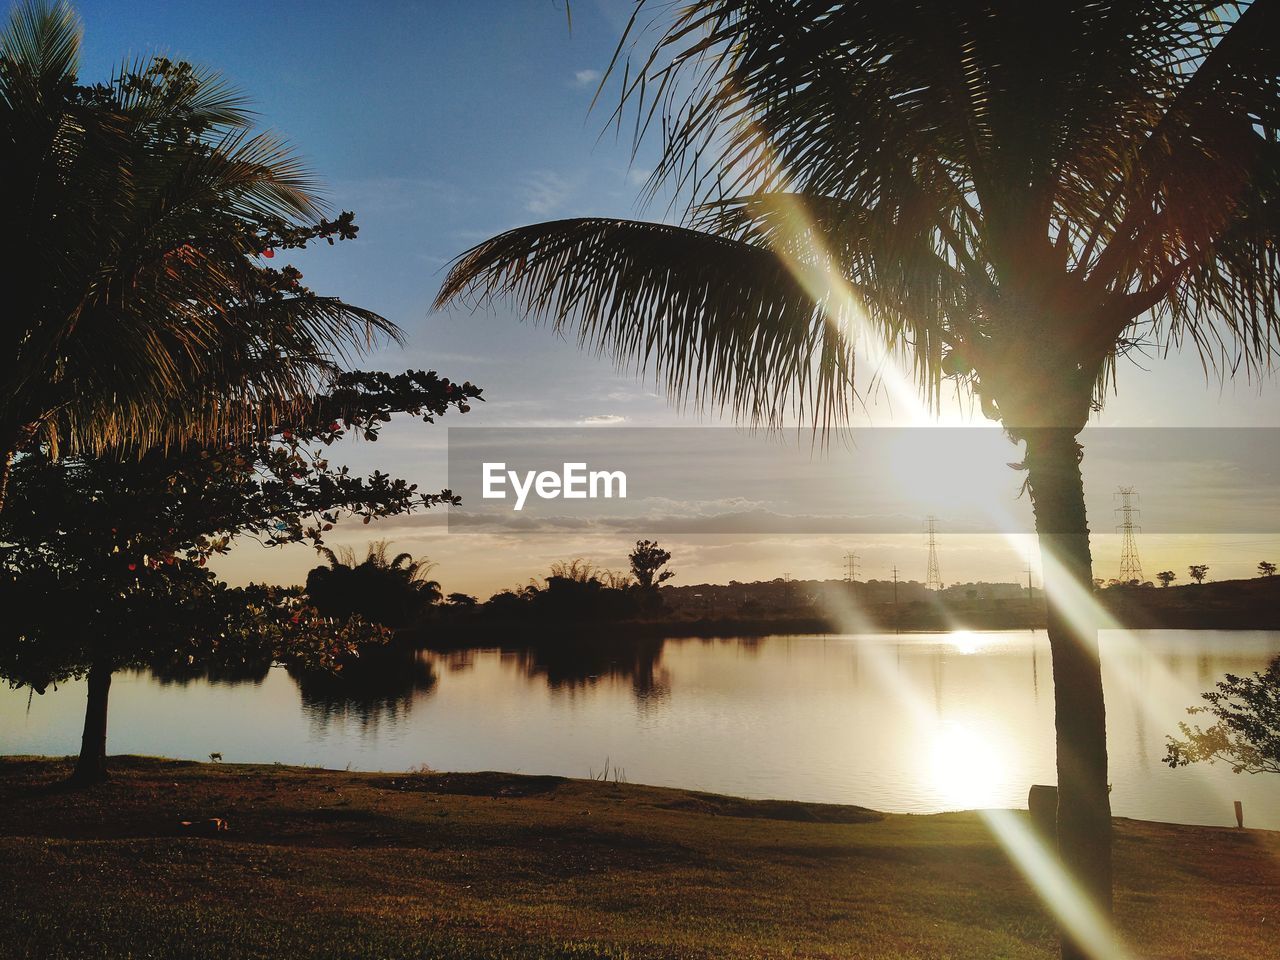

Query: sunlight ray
left=981, top=809, right=1134, bottom=960
left=817, top=582, right=1131, bottom=958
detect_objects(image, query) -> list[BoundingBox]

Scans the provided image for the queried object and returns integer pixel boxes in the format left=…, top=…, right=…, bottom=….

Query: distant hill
left=420, top=575, right=1279, bottom=646
left=655, top=575, right=1280, bottom=633
left=1099, top=575, right=1280, bottom=629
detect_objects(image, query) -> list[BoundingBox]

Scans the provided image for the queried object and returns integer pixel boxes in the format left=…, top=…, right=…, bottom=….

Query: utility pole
left=843, top=551, right=860, bottom=583
left=890, top=564, right=901, bottom=633
left=925, top=516, right=942, bottom=592
left=1025, top=556, right=1035, bottom=600
left=1115, top=487, right=1143, bottom=583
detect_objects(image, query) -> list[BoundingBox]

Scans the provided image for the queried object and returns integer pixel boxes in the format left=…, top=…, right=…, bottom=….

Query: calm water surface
left=2, top=630, right=1277, bottom=830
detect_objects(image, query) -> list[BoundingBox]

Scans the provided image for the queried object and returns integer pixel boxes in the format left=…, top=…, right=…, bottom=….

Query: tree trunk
left=0, top=445, right=16, bottom=514
left=1022, top=427, right=1112, bottom=959
left=69, top=662, right=112, bottom=786
left=0, top=422, right=38, bottom=514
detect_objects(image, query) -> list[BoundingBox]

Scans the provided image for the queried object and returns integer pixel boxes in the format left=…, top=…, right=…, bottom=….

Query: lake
left=2, top=630, right=1277, bottom=830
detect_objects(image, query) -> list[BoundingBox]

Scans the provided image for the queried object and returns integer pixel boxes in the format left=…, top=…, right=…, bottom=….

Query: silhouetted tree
left=0, top=371, right=479, bottom=784
left=482, top=588, right=531, bottom=619
left=477, top=560, right=640, bottom=625
left=0, top=5, right=398, bottom=511
left=436, top=6, right=1280, bottom=945
left=1165, top=656, right=1280, bottom=776
left=445, top=593, right=478, bottom=608
left=305, top=541, right=442, bottom=628
left=1189, top=565, right=1210, bottom=585
left=629, top=540, right=675, bottom=590
left=1259, top=561, right=1277, bottom=578
left=1156, top=571, right=1177, bottom=588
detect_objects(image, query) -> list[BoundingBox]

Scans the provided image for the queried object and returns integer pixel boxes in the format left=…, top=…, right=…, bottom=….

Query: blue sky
left=71, top=1, right=1280, bottom=594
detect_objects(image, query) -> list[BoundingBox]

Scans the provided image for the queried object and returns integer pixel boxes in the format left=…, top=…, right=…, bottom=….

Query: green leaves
left=1164, top=657, right=1280, bottom=776
left=1, top=6, right=400, bottom=467
left=0, top=367, right=477, bottom=688
left=437, top=217, right=853, bottom=430
left=439, top=1, right=1280, bottom=429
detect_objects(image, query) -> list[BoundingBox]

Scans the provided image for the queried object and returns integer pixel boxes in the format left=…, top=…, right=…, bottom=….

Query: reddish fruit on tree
left=262, top=248, right=275, bottom=259
left=127, top=563, right=137, bottom=571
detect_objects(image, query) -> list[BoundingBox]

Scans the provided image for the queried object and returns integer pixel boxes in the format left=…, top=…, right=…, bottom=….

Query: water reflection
left=930, top=722, right=1010, bottom=810
left=3, top=631, right=1277, bottom=830
left=948, top=630, right=986, bottom=655
left=506, top=636, right=670, bottom=703
left=290, top=645, right=438, bottom=730
left=146, top=658, right=271, bottom=687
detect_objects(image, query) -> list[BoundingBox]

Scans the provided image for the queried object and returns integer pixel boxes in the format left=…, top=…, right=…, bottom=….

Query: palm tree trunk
left=1022, top=427, right=1112, bottom=959
left=69, top=662, right=112, bottom=786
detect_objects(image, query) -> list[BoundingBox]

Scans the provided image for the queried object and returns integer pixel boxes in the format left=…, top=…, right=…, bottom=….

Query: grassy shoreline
left=1, top=756, right=1276, bottom=959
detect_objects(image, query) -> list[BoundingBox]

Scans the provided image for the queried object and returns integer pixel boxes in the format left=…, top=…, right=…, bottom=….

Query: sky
left=71, top=0, right=1280, bottom=596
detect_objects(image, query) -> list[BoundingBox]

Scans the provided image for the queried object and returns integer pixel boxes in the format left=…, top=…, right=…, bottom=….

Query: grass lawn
left=0, top=757, right=1275, bottom=959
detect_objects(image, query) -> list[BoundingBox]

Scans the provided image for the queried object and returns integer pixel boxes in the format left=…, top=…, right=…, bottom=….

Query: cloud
left=573, top=69, right=601, bottom=87
left=523, top=171, right=572, bottom=215
left=441, top=504, right=972, bottom=537
left=581, top=414, right=626, bottom=425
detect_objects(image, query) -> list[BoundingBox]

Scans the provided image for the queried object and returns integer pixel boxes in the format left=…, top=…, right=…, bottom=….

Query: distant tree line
left=301, top=541, right=677, bottom=630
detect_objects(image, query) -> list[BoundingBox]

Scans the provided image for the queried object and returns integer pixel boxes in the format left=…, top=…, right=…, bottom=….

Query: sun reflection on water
left=929, top=722, right=1008, bottom=810
left=949, top=630, right=984, bottom=655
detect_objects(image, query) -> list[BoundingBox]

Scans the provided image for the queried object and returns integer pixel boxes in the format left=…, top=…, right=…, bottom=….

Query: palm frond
left=0, top=14, right=399, bottom=461
left=437, top=217, right=856, bottom=429
left=0, top=0, right=80, bottom=95
left=587, top=0, right=1280, bottom=409
left=109, top=56, right=254, bottom=132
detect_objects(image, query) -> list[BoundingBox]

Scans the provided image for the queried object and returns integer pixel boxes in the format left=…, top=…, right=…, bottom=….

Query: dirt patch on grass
left=653, top=791, right=882, bottom=824
left=372, top=771, right=567, bottom=798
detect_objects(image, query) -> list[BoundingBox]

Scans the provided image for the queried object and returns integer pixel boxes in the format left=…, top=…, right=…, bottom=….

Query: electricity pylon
left=843, top=551, right=860, bottom=582
left=925, top=516, right=942, bottom=592
left=1115, top=487, right=1143, bottom=583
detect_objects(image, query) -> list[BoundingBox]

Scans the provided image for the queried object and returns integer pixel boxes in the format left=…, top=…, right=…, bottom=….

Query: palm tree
left=436, top=3, right=1279, bottom=953
left=306, top=541, right=442, bottom=627
left=0, top=2, right=396, bottom=509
